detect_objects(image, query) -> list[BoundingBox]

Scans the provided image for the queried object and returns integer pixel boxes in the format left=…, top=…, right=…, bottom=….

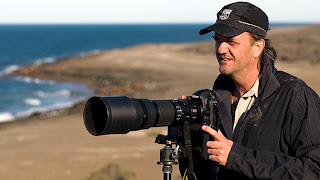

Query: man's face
left=213, top=32, right=257, bottom=77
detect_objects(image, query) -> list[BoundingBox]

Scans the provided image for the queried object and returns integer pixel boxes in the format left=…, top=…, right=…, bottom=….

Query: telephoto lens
left=83, top=90, right=217, bottom=136
left=83, top=96, right=178, bottom=135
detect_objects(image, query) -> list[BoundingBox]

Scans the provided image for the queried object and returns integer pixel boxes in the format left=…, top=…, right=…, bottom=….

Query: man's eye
left=228, top=41, right=238, bottom=45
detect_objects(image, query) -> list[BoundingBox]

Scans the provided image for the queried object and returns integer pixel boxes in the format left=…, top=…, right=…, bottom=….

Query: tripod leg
left=163, top=165, right=172, bottom=180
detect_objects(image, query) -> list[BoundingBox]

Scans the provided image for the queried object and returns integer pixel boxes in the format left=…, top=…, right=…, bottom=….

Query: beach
left=1, top=25, right=320, bottom=180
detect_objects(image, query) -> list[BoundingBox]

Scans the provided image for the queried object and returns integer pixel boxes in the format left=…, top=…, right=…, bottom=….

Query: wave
left=0, top=65, right=20, bottom=77
left=34, top=57, right=56, bottom=65
left=0, top=52, right=96, bottom=124
left=0, top=87, right=92, bottom=123
left=34, top=49, right=102, bottom=66
left=24, top=98, right=42, bottom=106
left=79, top=49, right=102, bottom=57
left=36, top=89, right=71, bottom=98
left=1, top=49, right=102, bottom=78
left=0, top=57, right=57, bottom=78
left=15, top=99, right=83, bottom=119
left=13, top=76, right=56, bottom=85
left=0, top=112, right=15, bottom=123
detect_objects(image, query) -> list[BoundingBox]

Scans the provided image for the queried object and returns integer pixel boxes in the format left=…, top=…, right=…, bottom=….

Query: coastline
left=1, top=24, right=320, bottom=180
left=8, top=25, right=320, bottom=95
left=0, top=76, right=93, bottom=123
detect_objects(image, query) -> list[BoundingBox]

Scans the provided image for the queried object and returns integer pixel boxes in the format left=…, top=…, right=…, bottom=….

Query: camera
left=83, top=89, right=220, bottom=136
left=83, top=89, right=223, bottom=180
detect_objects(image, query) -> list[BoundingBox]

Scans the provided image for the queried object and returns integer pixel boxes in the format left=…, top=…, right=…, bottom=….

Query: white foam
left=56, top=89, right=71, bottom=96
left=0, top=112, right=15, bottom=123
left=79, top=49, right=101, bottom=57
left=24, top=98, right=42, bottom=106
left=0, top=65, right=20, bottom=76
left=32, top=78, right=42, bottom=84
left=36, top=89, right=71, bottom=98
left=34, top=57, right=56, bottom=65
left=23, top=77, right=33, bottom=83
left=36, top=91, right=46, bottom=97
left=15, top=101, right=75, bottom=118
left=14, top=77, right=56, bottom=85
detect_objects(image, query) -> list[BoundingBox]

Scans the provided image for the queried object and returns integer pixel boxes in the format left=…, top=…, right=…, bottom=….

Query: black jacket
left=214, top=58, right=320, bottom=179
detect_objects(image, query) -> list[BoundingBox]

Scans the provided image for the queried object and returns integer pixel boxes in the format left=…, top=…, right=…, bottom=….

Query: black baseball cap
left=199, top=2, right=269, bottom=37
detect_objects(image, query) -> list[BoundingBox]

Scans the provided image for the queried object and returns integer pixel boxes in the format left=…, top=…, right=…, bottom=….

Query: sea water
left=0, top=24, right=213, bottom=123
left=0, top=23, right=298, bottom=123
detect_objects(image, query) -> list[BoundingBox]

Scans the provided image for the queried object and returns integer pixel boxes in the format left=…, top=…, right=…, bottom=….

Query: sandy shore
left=1, top=25, right=320, bottom=180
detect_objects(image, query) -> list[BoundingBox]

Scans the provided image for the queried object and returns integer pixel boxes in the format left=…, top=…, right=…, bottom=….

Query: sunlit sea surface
left=0, top=23, right=298, bottom=122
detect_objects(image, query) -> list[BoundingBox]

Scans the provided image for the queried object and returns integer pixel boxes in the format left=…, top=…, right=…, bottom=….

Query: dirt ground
left=1, top=25, right=320, bottom=180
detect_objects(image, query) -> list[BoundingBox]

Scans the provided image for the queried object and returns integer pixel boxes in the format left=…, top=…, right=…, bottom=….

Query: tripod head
left=155, top=126, right=180, bottom=180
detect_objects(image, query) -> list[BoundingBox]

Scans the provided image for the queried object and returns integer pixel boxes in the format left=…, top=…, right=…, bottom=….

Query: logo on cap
left=220, top=9, right=233, bottom=20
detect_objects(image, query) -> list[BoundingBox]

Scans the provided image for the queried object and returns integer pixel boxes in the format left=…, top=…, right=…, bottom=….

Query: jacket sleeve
left=225, top=86, right=320, bottom=179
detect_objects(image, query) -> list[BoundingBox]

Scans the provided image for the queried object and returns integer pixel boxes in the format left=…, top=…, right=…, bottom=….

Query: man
left=182, top=2, right=320, bottom=180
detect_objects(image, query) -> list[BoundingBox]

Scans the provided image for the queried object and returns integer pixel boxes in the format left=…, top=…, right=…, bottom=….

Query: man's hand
left=178, top=95, right=186, bottom=100
left=202, top=125, right=233, bottom=166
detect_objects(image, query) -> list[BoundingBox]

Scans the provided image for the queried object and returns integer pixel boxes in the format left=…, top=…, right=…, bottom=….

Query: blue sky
left=0, top=0, right=319, bottom=24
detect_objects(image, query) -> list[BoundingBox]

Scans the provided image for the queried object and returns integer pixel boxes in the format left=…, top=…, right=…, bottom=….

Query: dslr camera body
left=83, top=89, right=223, bottom=180
left=83, top=89, right=220, bottom=136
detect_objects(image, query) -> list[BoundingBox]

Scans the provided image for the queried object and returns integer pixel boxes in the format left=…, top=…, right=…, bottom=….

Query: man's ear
left=253, top=39, right=265, bottom=59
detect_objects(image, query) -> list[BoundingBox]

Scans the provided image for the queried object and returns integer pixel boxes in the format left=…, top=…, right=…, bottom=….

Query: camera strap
left=183, top=119, right=197, bottom=180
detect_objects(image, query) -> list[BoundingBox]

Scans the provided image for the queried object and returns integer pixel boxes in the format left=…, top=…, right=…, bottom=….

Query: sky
left=0, top=0, right=319, bottom=24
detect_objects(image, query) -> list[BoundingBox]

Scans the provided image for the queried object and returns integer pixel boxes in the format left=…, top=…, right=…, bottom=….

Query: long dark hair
left=250, top=33, right=278, bottom=68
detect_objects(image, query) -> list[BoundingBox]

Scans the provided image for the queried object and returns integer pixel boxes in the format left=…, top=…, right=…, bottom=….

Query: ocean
left=0, top=24, right=214, bottom=123
left=0, top=23, right=301, bottom=123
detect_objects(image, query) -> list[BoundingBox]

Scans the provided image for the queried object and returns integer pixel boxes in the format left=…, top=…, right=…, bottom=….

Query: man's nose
left=216, top=42, right=229, bottom=55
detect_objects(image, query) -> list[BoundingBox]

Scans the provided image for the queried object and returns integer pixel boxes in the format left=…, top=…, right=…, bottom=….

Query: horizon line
left=0, top=22, right=318, bottom=25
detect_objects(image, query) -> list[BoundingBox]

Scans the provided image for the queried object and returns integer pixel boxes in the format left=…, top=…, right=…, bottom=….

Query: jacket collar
left=212, top=58, right=280, bottom=138
left=258, top=58, right=280, bottom=101
left=213, top=57, right=280, bottom=102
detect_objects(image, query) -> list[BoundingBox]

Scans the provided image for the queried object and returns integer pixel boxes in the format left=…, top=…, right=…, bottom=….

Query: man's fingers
left=202, top=125, right=224, bottom=142
left=202, top=125, right=233, bottom=166
left=178, top=95, right=186, bottom=100
left=206, top=141, right=219, bottom=149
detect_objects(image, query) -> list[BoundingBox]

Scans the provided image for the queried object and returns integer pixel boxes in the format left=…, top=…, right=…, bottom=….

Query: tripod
left=155, top=126, right=180, bottom=180
left=155, top=93, right=221, bottom=180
